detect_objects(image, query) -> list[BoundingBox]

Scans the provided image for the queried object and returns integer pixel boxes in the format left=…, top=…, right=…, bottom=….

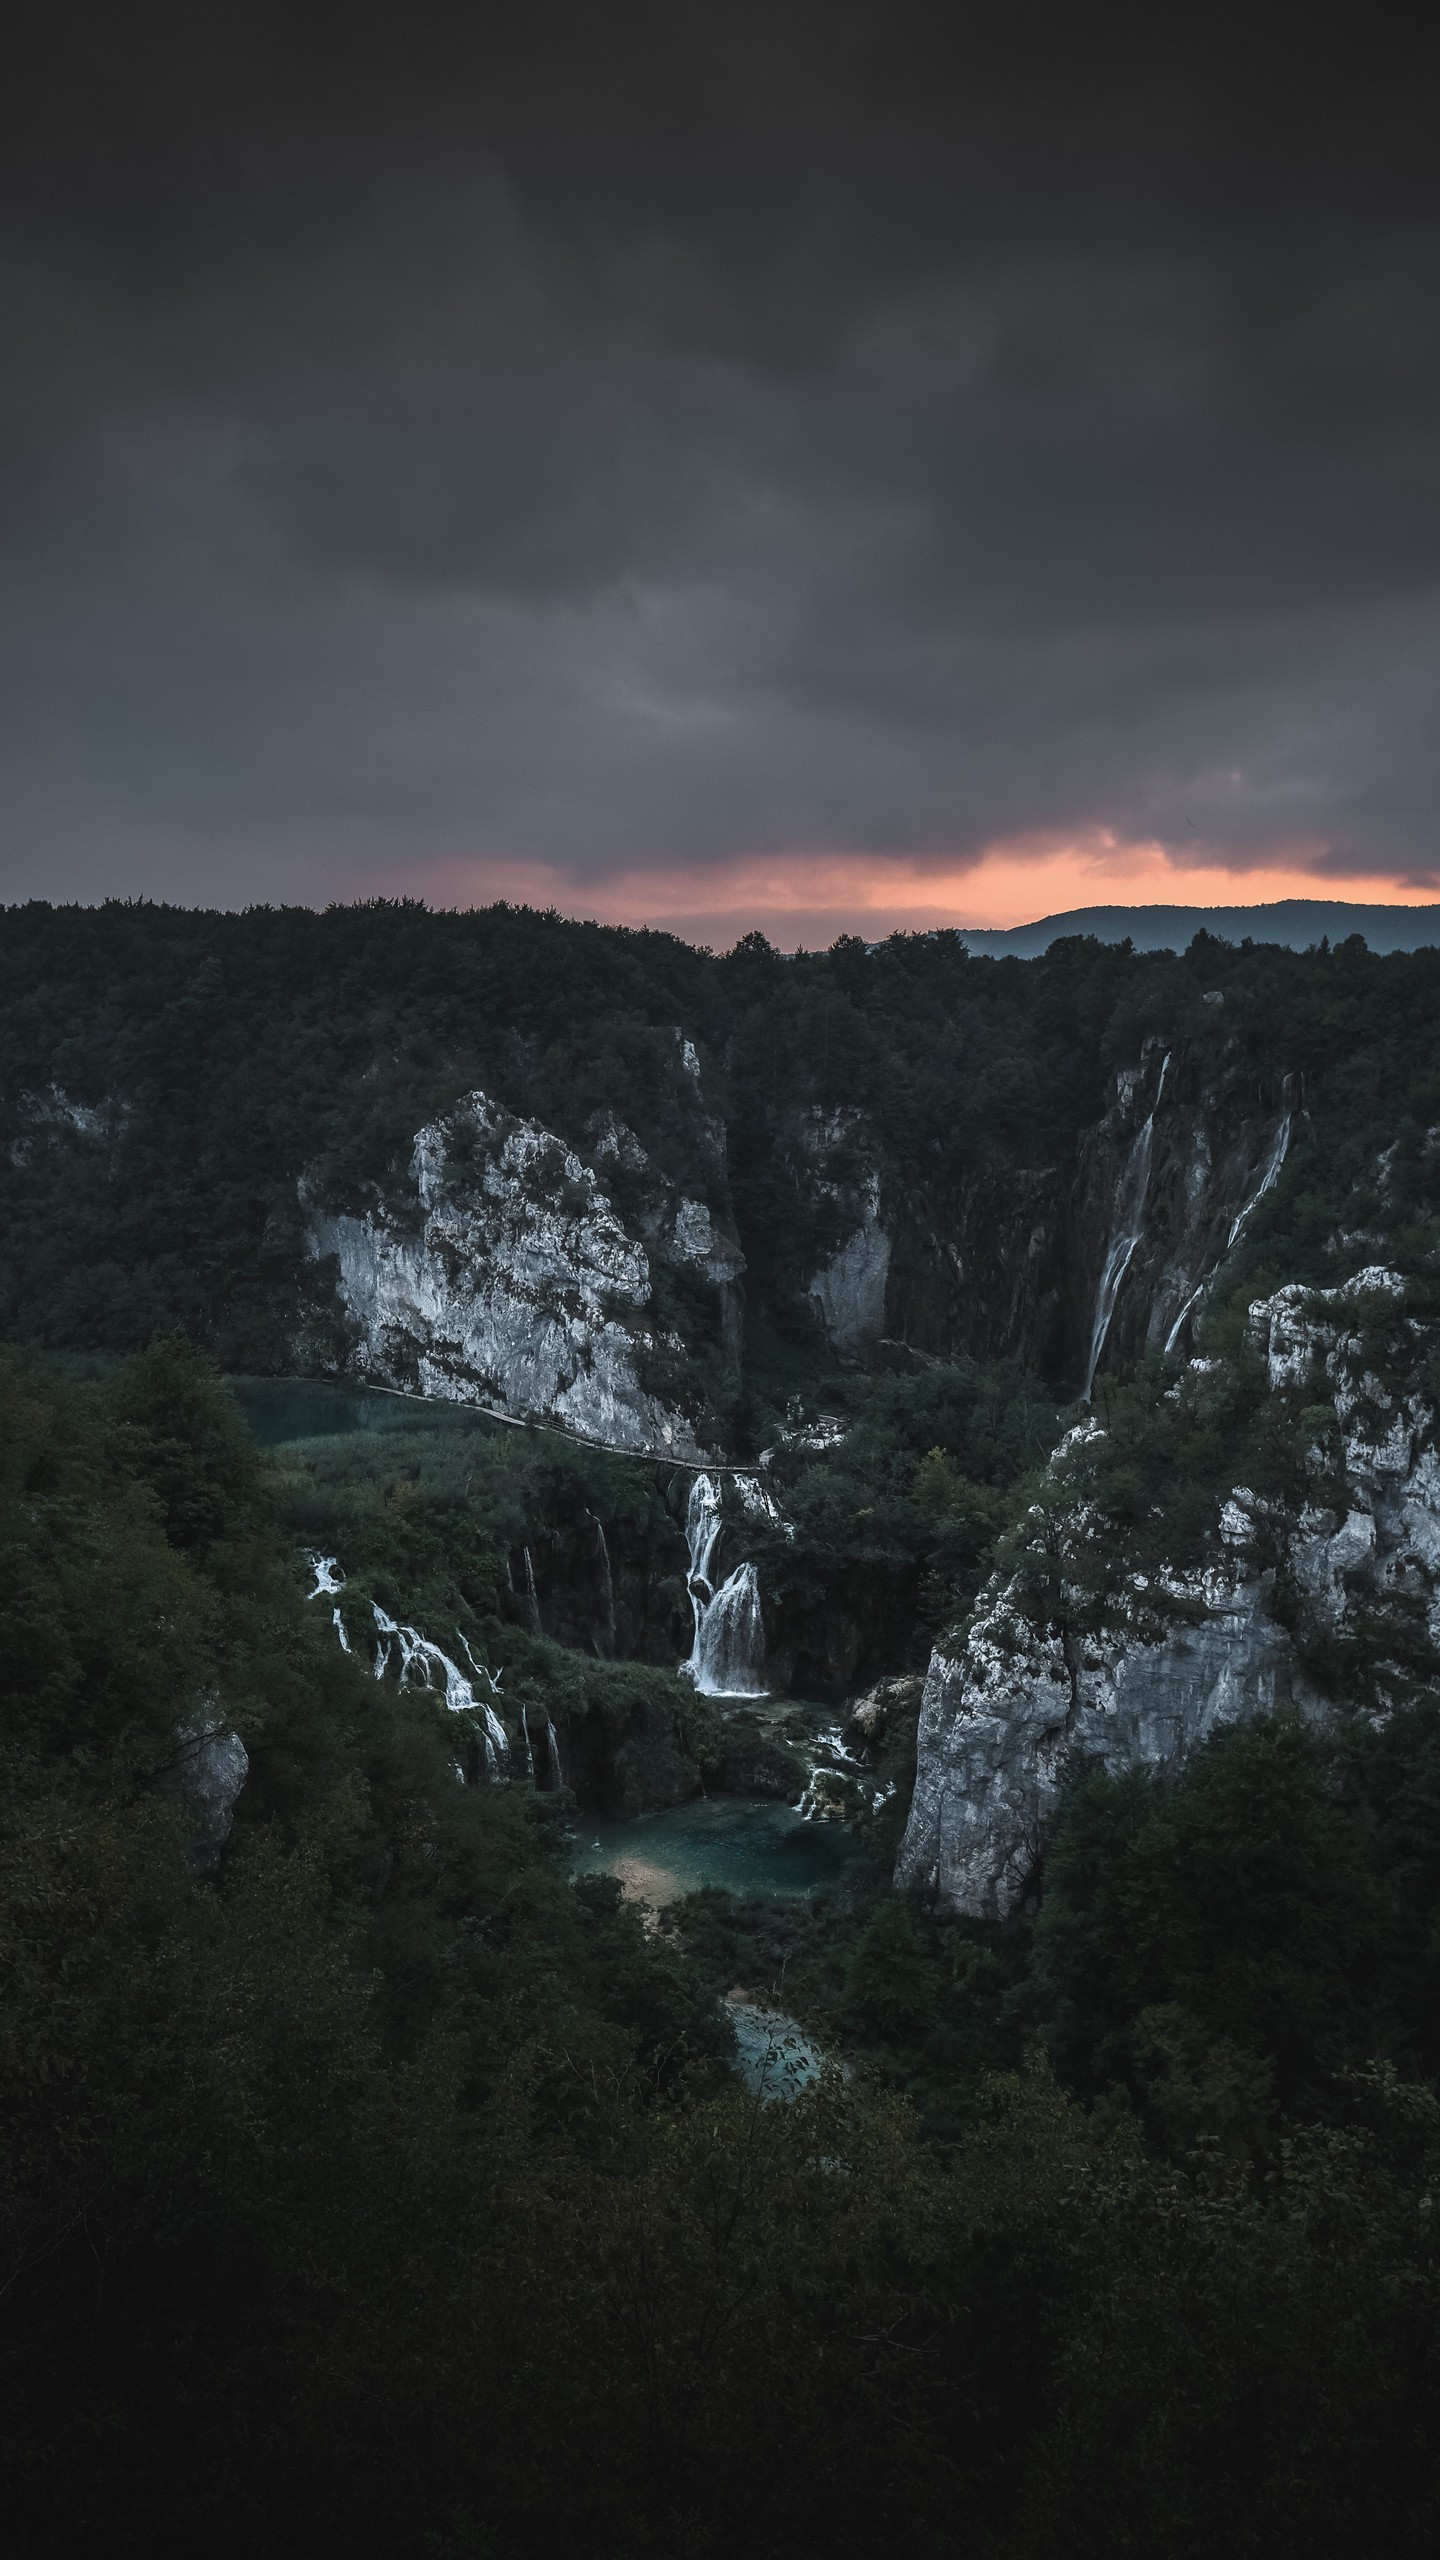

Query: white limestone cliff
left=308, top=1090, right=706, bottom=1456
left=808, top=1173, right=891, bottom=1357
left=897, top=1267, right=1440, bottom=1916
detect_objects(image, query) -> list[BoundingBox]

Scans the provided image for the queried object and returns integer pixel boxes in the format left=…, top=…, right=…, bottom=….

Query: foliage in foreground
left=3, top=1349, right=1440, bottom=2558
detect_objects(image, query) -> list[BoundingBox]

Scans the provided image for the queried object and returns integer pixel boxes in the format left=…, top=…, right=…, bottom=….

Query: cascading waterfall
left=1224, top=1080, right=1294, bottom=1253
left=1083, top=1052, right=1170, bottom=1401
left=685, top=1472, right=724, bottom=1596
left=546, top=1718, right=563, bottom=1789
left=694, top=1565, right=767, bottom=1696
left=305, top=1558, right=509, bottom=1779
left=680, top=1473, right=768, bottom=1698
left=523, top=1546, right=543, bottom=1635
left=306, top=1555, right=353, bottom=1653
left=373, top=1605, right=511, bottom=1775
left=519, top=1702, right=536, bottom=1781
left=1163, top=1087, right=1294, bottom=1355
left=593, top=1517, right=617, bottom=1658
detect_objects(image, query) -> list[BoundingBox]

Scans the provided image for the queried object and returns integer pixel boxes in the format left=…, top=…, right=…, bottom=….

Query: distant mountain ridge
left=954, top=898, right=1440, bottom=957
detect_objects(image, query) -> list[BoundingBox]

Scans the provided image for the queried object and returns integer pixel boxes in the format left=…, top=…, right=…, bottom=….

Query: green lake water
left=230, top=1376, right=504, bottom=1447
left=570, top=1795, right=856, bottom=1903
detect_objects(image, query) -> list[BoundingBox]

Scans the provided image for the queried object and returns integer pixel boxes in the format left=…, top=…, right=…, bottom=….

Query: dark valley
left=4, top=899, right=1440, bottom=2559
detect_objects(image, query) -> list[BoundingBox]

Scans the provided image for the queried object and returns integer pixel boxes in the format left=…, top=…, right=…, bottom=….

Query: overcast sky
left=4, top=3, right=1440, bottom=937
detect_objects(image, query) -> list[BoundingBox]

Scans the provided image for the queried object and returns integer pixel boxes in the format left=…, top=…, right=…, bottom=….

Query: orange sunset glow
left=400, top=833, right=1440, bottom=946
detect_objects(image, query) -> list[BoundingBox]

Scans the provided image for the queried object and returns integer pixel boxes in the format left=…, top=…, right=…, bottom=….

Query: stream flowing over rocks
left=897, top=1267, right=1440, bottom=1916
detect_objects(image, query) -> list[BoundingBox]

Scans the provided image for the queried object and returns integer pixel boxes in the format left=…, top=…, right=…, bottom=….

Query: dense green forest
left=4, top=1342, right=1439, bottom=2558
left=5, top=897, right=1440, bottom=1404
left=6, top=903, right=1440, bottom=2552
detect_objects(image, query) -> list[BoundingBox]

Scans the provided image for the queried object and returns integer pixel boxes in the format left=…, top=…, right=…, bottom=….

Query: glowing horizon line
left=382, top=830, right=1440, bottom=937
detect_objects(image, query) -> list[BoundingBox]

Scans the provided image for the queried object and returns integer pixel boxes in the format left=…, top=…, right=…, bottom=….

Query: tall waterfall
left=1222, top=1087, right=1293, bottom=1255
left=545, top=1717, right=563, bottom=1789
left=1163, top=1091, right=1294, bottom=1355
left=593, top=1517, right=617, bottom=1658
left=522, top=1546, right=542, bottom=1635
left=1084, top=1053, right=1170, bottom=1400
left=680, top=1474, right=768, bottom=1698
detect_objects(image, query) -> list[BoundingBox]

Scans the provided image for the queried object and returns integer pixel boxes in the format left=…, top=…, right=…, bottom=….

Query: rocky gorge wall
left=896, top=1267, right=1440, bottom=1917
left=304, top=1027, right=1304, bottom=1445
left=877, top=1035, right=1297, bottom=1392
left=743, top=1028, right=1300, bottom=1399
left=307, top=1088, right=743, bottom=1455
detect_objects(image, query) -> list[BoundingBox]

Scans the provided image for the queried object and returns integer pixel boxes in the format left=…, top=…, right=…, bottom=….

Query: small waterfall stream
left=306, top=1555, right=509, bottom=1778
left=522, top=1546, right=542, bottom=1635
left=374, top=1605, right=511, bottom=1775
left=1163, top=1088, right=1294, bottom=1355
left=1084, top=1052, right=1170, bottom=1400
left=593, top=1517, right=617, bottom=1657
left=681, top=1474, right=768, bottom=1697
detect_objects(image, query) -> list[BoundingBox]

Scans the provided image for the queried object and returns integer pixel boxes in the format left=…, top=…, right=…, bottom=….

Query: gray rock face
left=874, top=1039, right=1299, bottom=1386
left=808, top=1178, right=891, bottom=1357
left=160, top=1711, right=249, bottom=1870
left=843, top=1674, right=923, bottom=1756
left=897, top=1269, right=1440, bottom=1917
left=309, top=1090, right=711, bottom=1455
left=898, top=1555, right=1302, bottom=1918
left=1067, top=1044, right=1295, bottom=1388
left=791, top=1111, right=892, bottom=1357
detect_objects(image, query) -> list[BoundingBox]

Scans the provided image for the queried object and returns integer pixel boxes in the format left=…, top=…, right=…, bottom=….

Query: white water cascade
left=305, top=1556, right=509, bottom=1778
left=519, top=1546, right=541, bottom=1635
left=373, top=1605, right=511, bottom=1776
left=1163, top=1091, right=1294, bottom=1355
left=1084, top=1053, right=1170, bottom=1400
left=680, top=1474, right=768, bottom=1698
left=593, top=1517, right=617, bottom=1657
left=306, top=1553, right=353, bottom=1652
left=545, top=1718, right=563, bottom=1789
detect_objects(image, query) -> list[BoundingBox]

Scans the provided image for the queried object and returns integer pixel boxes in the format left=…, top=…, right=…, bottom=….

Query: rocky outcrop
left=808, top=1175, right=891, bottom=1357
left=897, top=1546, right=1303, bottom=1919
left=842, top=1674, right=924, bottom=1757
left=7, top=1083, right=111, bottom=1165
left=308, top=1091, right=711, bottom=1455
left=778, top=1110, right=894, bottom=1358
left=159, top=1709, right=249, bottom=1871
left=896, top=1268, right=1440, bottom=1917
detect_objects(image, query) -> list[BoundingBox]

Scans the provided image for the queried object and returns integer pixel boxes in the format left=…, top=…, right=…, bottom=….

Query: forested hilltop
left=5, top=900, right=1440, bottom=2555
left=6, top=897, right=1439, bottom=1428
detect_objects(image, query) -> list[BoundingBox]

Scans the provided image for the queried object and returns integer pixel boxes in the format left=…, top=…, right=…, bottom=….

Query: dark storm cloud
left=3, top=3, right=1440, bottom=904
